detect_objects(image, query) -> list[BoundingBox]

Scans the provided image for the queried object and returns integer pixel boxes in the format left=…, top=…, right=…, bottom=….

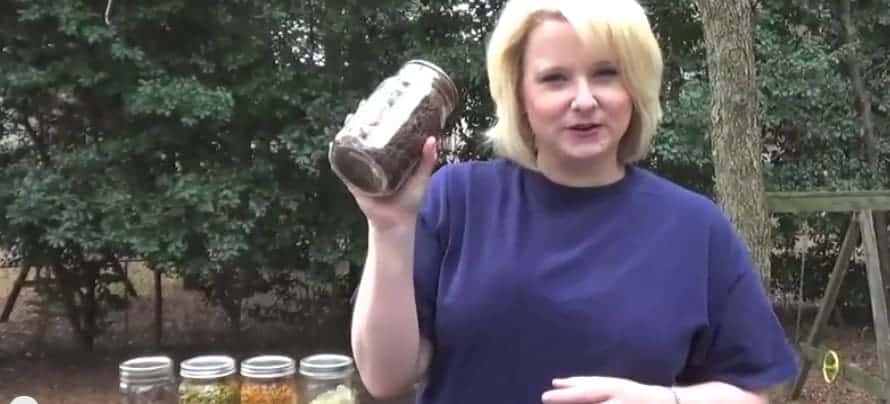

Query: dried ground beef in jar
left=329, top=59, right=459, bottom=197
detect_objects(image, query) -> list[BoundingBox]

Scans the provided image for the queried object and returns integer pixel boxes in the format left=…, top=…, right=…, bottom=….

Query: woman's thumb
left=416, top=136, right=438, bottom=177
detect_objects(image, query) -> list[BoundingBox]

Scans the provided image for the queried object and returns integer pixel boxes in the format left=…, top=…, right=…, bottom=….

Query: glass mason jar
left=328, top=59, right=460, bottom=198
left=299, top=354, right=358, bottom=404
left=119, top=355, right=177, bottom=404
left=178, top=355, right=240, bottom=404
left=240, top=355, right=298, bottom=404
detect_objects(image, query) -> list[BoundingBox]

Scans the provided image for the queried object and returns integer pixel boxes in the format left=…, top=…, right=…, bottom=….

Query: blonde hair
left=483, top=0, right=664, bottom=169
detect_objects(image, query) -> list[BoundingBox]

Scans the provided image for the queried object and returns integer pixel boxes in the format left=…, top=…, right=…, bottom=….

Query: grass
left=0, top=265, right=884, bottom=403
left=1, top=263, right=233, bottom=354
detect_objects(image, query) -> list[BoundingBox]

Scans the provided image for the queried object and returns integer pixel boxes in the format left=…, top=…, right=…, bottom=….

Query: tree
left=0, top=0, right=499, bottom=347
left=695, top=0, right=773, bottom=286
left=835, top=0, right=890, bottom=307
left=2, top=0, right=888, bottom=352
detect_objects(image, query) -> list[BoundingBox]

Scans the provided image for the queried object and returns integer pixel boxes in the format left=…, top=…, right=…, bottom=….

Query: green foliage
left=754, top=0, right=890, bottom=303
left=756, top=2, right=866, bottom=192
left=126, top=78, right=234, bottom=126
left=646, top=74, right=713, bottom=195
left=2, top=0, right=890, bottom=349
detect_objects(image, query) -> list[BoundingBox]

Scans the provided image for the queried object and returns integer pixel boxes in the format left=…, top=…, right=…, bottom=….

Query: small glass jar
left=328, top=59, right=460, bottom=198
left=299, top=354, right=357, bottom=404
left=178, top=355, right=240, bottom=404
left=240, top=355, right=298, bottom=404
left=119, top=356, right=177, bottom=404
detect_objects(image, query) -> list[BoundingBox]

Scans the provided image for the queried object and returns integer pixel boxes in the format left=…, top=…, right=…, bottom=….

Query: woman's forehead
left=523, top=18, right=619, bottom=67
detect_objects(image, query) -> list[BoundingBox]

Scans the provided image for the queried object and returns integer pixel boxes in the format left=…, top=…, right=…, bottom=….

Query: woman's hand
left=346, top=136, right=439, bottom=232
left=541, top=376, right=675, bottom=404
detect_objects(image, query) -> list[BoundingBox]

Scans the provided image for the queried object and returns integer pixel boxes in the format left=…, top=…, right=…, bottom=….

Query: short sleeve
left=677, top=213, right=800, bottom=391
left=413, top=164, right=451, bottom=343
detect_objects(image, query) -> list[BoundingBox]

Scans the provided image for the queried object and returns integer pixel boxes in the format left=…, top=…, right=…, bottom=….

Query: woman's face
left=519, top=18, right=633, bottom=169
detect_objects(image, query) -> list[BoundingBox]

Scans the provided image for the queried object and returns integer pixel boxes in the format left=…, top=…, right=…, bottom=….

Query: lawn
left=0, top=265, right=881, bottom=403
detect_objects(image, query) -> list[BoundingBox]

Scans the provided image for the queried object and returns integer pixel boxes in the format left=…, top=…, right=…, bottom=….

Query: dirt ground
left=0, top=266, right=883, bottom=403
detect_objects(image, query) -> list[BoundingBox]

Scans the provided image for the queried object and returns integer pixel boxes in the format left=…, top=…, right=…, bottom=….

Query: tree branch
left=105, top=0, right=114, bottom=26
left=23, top=115, right=52, bottom=166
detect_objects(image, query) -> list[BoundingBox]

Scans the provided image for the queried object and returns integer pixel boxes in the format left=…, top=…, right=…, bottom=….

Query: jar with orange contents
left=240, top=355, right=299, bottom=404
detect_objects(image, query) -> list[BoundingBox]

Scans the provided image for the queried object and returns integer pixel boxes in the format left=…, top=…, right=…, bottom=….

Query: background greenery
left=1, top=0, right=889, bottom=349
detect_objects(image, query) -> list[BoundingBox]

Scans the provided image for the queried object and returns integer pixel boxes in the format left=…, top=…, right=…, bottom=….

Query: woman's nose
left=571, top=80, right=598, bottom=111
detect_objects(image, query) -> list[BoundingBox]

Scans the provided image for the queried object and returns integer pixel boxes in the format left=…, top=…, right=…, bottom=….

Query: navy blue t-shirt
left=411, top=159, right=798, bottom=403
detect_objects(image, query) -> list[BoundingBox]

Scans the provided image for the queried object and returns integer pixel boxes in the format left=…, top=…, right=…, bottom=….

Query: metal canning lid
left=299, top=353, right=355, bottom=379
left=404, top=59, right=459, bottom=112
left=240, top=355, right=296, bottom=378
left=119, top=356, right=174, bottom=385
left=180, top=355, right=237, bottom=379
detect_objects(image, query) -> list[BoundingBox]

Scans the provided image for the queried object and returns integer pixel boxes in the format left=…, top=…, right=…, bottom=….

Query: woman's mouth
left=567, top=123, right=603, bottom=137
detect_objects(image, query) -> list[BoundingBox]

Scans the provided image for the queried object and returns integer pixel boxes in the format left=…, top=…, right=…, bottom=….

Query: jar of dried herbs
left=178, top=355, right=240, bottom=404
left=328, top=59, right=460, bottom=198
left=299, top=354, right=357, bottom=404
left=119, top=355, right=177, bottom=404
left=240, top=355, right=298, bottom=404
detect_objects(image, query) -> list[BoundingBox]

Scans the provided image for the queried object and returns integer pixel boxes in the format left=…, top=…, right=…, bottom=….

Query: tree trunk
left=83, top=263, right=98, bottom=352
left=697, top=0, right=773, bottom=288
left=52, top=263, right=94, bottom=351
left=154, top=267, right=163, bottom=348
left=214, top=268, right=244, bottom=344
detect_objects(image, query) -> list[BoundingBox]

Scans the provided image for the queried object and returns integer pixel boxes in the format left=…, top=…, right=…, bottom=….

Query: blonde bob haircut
left=484, top=0, right=664, bottom=169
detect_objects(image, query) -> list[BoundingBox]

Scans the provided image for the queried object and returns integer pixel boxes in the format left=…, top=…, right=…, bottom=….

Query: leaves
left=2, top=0, right=889, bottom=336
left=126, top=77, right=234, bottom=126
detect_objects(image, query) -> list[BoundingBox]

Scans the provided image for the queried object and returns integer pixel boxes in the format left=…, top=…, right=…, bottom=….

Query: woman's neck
left=535, top=154, right=626, bottom=188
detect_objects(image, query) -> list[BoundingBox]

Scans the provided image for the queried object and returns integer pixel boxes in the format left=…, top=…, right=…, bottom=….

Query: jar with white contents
left=298, top=354, right=357, bottom=404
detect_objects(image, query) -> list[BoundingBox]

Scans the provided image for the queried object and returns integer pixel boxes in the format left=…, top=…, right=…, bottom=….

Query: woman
left=347, top=0, right=799, bottom=403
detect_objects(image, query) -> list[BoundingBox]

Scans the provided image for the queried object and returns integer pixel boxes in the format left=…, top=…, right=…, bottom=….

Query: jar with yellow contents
left=240, top=355, right=299, bottom=404
left=178, top=355, right=240, bottom=404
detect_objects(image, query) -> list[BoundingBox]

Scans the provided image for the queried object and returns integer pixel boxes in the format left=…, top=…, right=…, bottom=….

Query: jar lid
left=299, top=353, right=355, bottom=379
left=119, top=356, right=174, bottom=385
left=180, top=355, right=237, bottom=379
left=241, top=355, right=296, bottom=378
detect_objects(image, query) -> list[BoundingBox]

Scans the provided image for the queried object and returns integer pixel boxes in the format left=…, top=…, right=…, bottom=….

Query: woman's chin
left=556, top=144, right=615, bottom=164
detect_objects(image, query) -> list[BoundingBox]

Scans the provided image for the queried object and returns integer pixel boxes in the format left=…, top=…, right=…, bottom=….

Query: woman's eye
left=541, top=74, right=565, bottom=82
left=594, top=67, right=619, bottom=77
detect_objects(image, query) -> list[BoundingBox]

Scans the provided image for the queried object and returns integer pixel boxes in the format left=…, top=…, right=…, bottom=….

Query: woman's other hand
left=541, top=376, right=674, bottom=404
